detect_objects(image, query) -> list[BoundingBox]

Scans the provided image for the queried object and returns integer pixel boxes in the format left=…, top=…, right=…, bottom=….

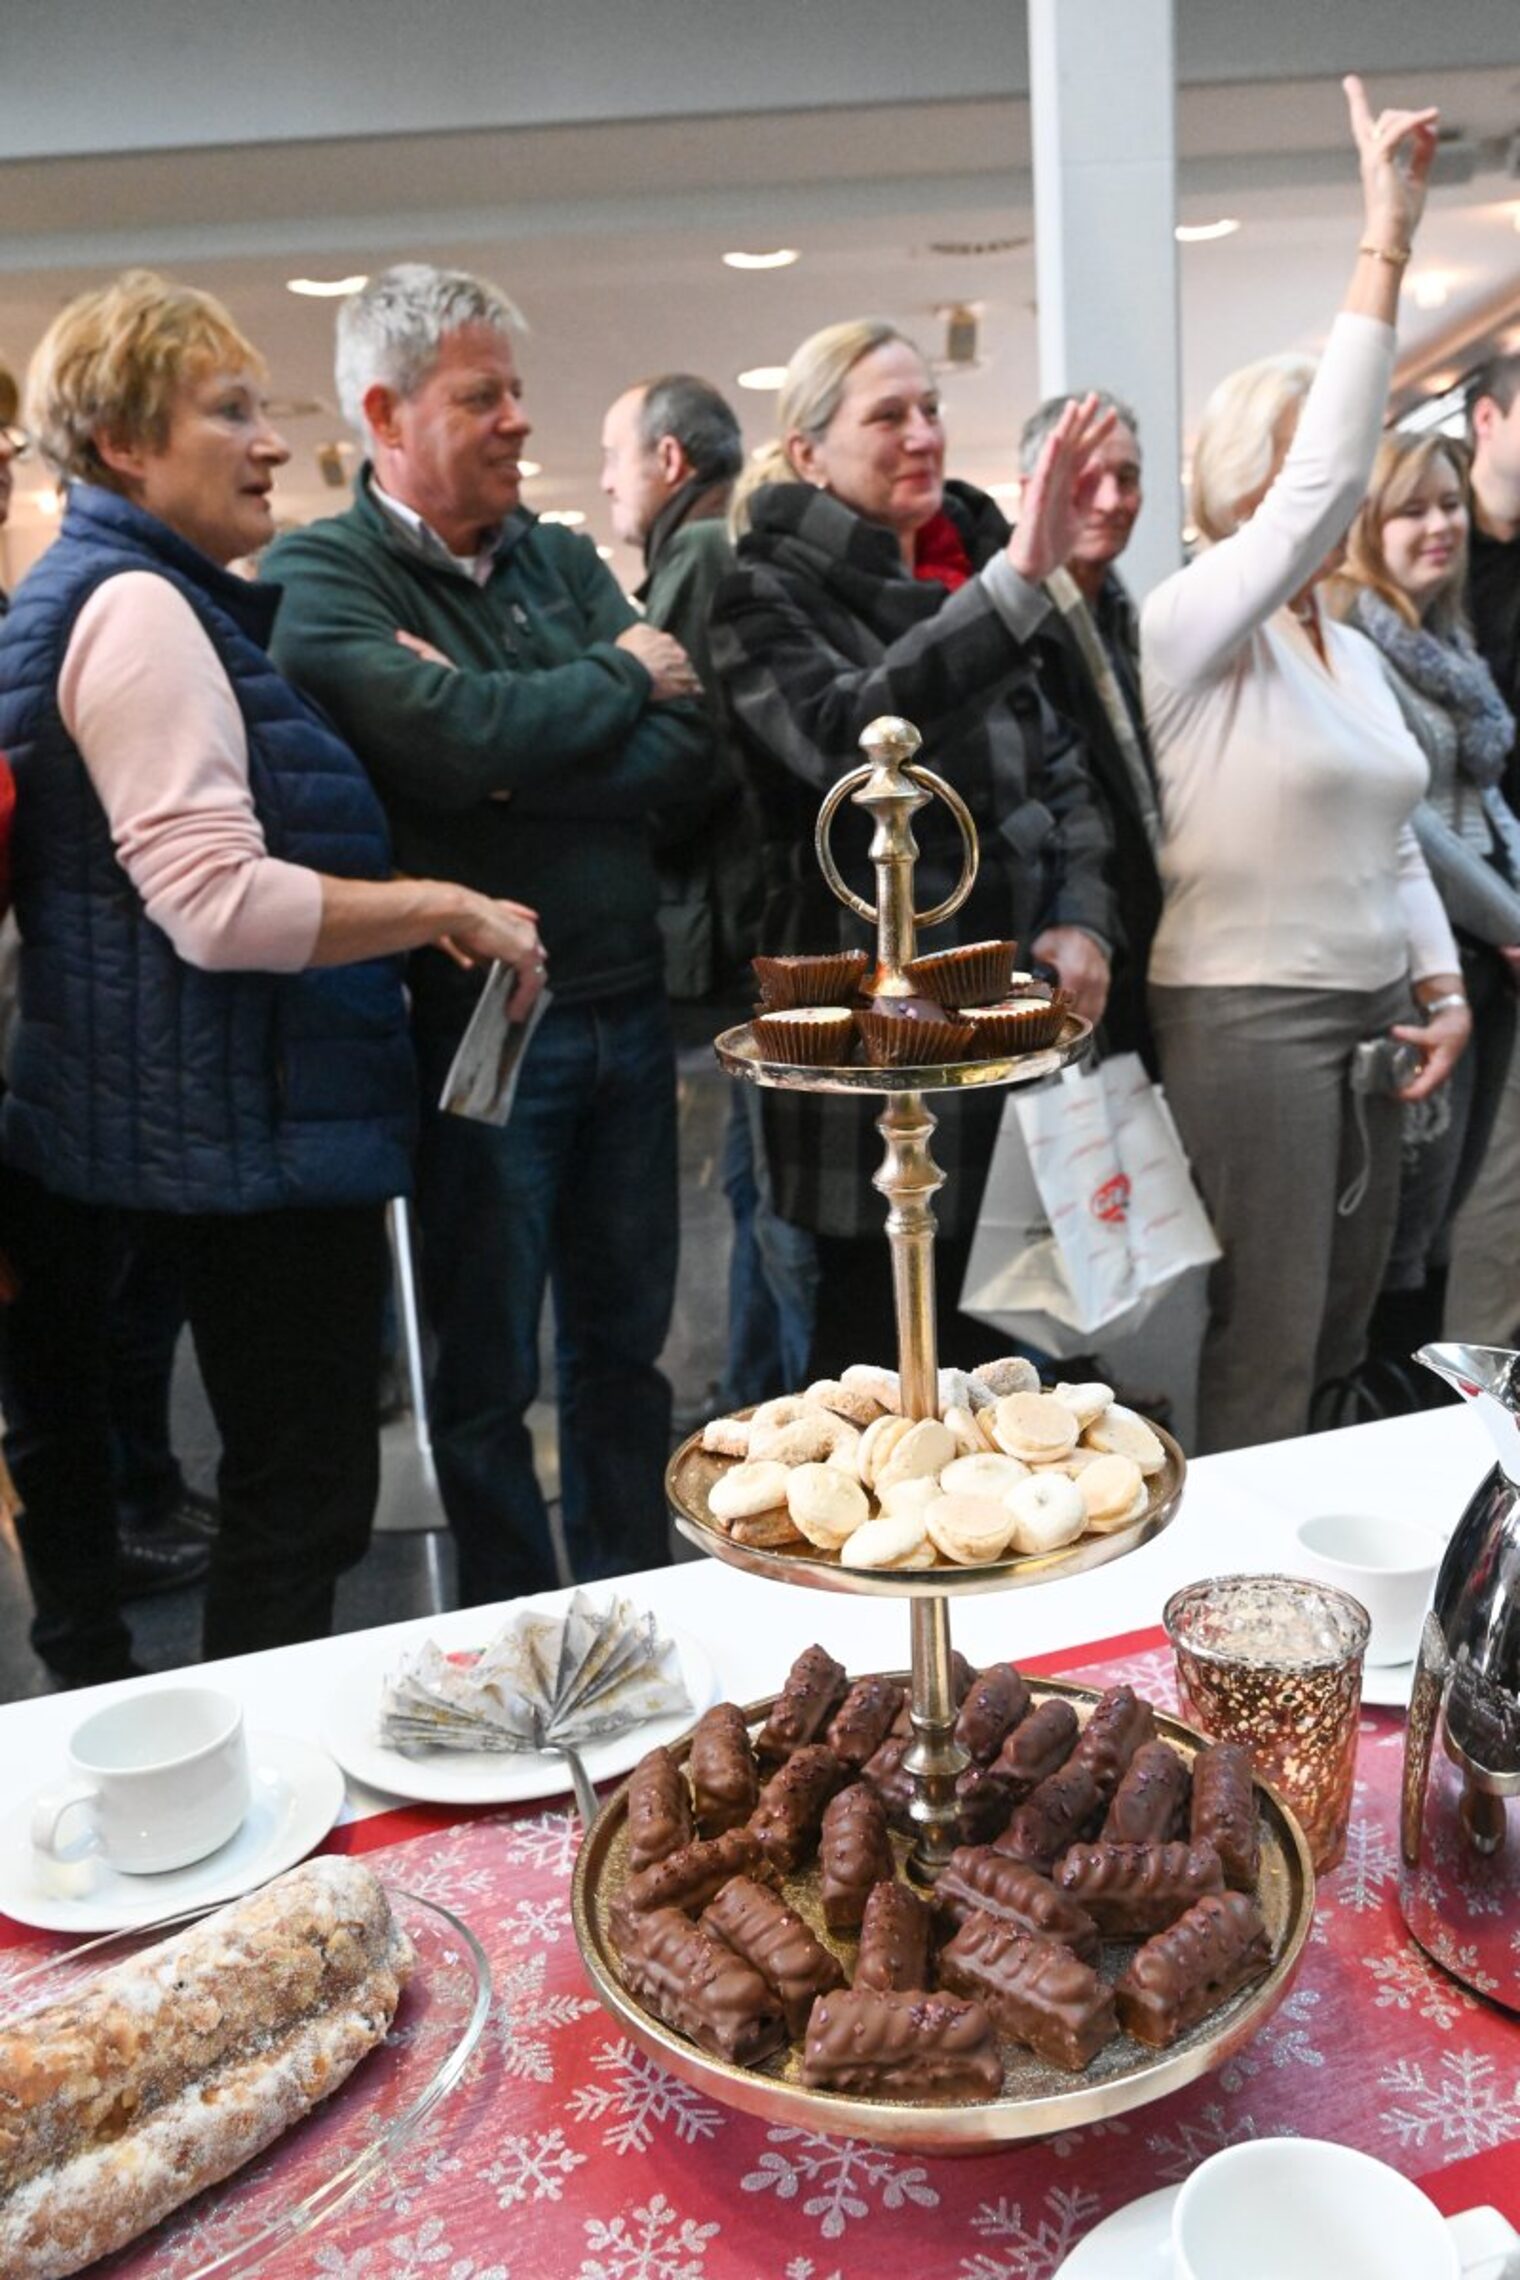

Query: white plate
left=1057, top=2183, right=1178, bottom=2275
left=0, top=1732, right=345, bottom=1935
left=320, top=1624, right=721, bottom=1806
left=1362, top=1659, right=1415, bottom=1709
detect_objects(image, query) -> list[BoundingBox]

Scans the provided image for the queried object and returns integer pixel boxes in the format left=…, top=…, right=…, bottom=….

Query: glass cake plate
left=0, top=1886, right=490, bottom=2278
left=572, top=1678, right=1315, bottom=2156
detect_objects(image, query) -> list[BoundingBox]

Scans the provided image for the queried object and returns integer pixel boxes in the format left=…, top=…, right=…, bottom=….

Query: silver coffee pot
left=1398, top=1344, right=1520, bottom=2012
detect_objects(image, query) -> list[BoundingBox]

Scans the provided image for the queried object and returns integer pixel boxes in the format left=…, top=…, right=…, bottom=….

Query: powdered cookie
left=731, top=1507, right=807, bottom=1550
left=701, top=1414, right=751, bottom=1459
left=803, top=1378, right=886, bottom=1428
left=842, top=1362, right=902, bottom=1414
left=875, top=1417, right=958, bottom=1492
left=1086, top=1481, right=1152, bottom=1535
left=926, top=1492, right=1016, bottom=1565
left=936, top=1367, right=979, bottom=1418
left=752, top=1412, right=857, bottom=1468
left=709, top=1460, right=791, bottom=1525
left=787, top=1463, right=870, bottom=1551
left=857, top=1413, right=914, bottom=1487
left=1053, top=1381, right=1114, bottom=1430
left=1075, top=1453, right=1144, bottom=1528
left=939, top=1452, right=1030, bottom=1501
left=1006, top=1471, right=1088, bottom=1554
left=974, top=1406, right=1005, bottom=1453
left=751, top=1394, right=808, bottom=1432
left=840, top=1509, right=931, bottom=1570
left=1084, top=1402, right=1167, bottom=1475
left=1058, top=1446, right=1101, bottom=1476
left=972, top=1356, right=1041, bottom=1399
left=993, top=1391, right=1080, bottom=1463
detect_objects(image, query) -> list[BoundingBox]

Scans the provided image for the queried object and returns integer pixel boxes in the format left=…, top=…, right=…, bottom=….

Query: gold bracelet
left=1358, top=241, right=1411, bottom=269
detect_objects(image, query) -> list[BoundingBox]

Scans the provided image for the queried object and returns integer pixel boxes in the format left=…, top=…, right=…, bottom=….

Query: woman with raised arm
left=709, top=321, right=1118, bottom=1374
left=0, top=270, right=544, bottom=1685
left=1334, top=430, right=1520, bottom=1356
left=1144, top=77, right=1465, bottom=1453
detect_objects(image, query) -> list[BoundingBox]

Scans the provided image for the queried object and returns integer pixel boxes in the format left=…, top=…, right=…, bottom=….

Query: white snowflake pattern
left=1104, top=1644, right=1178, bottom=1706
left=1413, top=1917, right=1502, bottom=1996
left=1362, top=1942, right=1481, bottom=2032
left=957, top=2186, right=1104, bottom=2279
left=782, top=2261, right=845, bottom=2280
left=1217, top=1987, right=1324, bottom=2091
left=500, top=1808, right=581, bottom=1878
left=565, top=2038, right=726, bottom=2154
left=1380, top=2050, right=1520, bottom=2161
left=367, top=2118, right=469, bottom=2220
left=1145, top=2101, right=1269, bottom=2182
left=1046, top=2116, right=1132, bottom=2162
left=577, top=2191, right=719, bottom=2279
left=1329, top=1815, right=1400, bottom=1912
left=504, top=1894, right=572, bottom=1947
left=496, top=1950, right=599, bottom=2082
left=740, top=2126, right=939, bottom=2241
left=481, top=2125, right=587, bottom=2206
left=391, top=1853, right=502, bottom=1910
left=310, top=2216, right=510, bottom=2277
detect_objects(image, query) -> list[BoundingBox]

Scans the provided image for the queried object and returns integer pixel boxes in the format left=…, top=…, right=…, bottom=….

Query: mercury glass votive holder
left=1164, top=1572, right=1370, bottom=1873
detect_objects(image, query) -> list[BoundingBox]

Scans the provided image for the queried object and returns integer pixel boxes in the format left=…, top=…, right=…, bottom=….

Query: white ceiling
left=3, top=65, right=1519, bottom=585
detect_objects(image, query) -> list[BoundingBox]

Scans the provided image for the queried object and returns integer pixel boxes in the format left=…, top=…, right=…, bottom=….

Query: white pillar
left=1028, top=0, right=1182, bottom=601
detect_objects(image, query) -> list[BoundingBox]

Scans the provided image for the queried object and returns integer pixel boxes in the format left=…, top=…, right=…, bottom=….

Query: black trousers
left=0, top=1167, right=389, bottom=1677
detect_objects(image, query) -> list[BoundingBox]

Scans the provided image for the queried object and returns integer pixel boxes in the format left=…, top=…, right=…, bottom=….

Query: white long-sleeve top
left=1143, top=313, right=1458, bottom=992
left=58, top=571, right=324, bottom=972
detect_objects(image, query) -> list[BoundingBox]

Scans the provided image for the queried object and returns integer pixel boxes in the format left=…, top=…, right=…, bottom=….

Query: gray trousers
left=1150, top=979, right=1407, bottom=1454
left=1444, top=1021, right=1520, bottom=1344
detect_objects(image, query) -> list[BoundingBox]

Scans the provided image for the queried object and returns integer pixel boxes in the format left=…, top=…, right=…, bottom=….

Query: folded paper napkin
left=379, top=1591, right=692, bottom=1755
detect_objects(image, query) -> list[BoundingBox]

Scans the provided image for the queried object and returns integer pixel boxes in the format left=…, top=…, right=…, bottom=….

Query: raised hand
left=1006, top=395, right=1118, bottom=589
left=1343, top=73, right=1439, bottom=252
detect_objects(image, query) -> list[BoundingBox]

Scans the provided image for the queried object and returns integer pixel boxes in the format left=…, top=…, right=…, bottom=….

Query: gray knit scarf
left=1349, top=587, right=1515, bottom=786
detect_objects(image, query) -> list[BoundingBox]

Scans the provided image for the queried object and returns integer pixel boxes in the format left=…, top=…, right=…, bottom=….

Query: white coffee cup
left=31, top=1687, right=251, bottom=1876
left=1292, top=1510, right=1441, bottom=1667
left=1172, top=2137, right=1518, bottom=2280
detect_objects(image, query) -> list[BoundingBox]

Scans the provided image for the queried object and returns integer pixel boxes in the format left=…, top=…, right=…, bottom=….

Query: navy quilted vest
left=0, top=486, right=416, bottom=1212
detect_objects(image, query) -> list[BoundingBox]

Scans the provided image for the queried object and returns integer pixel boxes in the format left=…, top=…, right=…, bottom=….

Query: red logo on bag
left=1091, top=1173, right=1130, bottom=1225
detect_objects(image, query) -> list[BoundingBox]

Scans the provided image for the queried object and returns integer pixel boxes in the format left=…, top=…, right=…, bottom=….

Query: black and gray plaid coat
left=708, top=479, right=1115, bottom=1241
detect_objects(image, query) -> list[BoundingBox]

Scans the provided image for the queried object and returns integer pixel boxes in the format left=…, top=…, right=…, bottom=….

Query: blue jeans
left=718, top=1089, right=814, bottom=1408
left=414, top=986, right=678, bottom=1604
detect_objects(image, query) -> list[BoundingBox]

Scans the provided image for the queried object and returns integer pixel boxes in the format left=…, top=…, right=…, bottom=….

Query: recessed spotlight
left=286, top=274, right=369, bottom=298
left=518, top=459, right=542, bottom=478
left=723, top=248, right=800, bottom=271
left=738, top=365, right=789, bottom=391
left=1174, top=219, right=1241, bottom=244
left=538, top=508, right=585, bottom=527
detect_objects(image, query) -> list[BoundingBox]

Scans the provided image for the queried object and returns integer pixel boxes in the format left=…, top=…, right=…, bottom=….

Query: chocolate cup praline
left=752, top=1007, right=856, bottom=1066
left=752, top=951, right=870, bottom=1011
left=855, top=1004, right=976, bottom=1067
left=903, top=940, right=1020, bottom=1008
left=960, top=999, right=1067, bottom=1056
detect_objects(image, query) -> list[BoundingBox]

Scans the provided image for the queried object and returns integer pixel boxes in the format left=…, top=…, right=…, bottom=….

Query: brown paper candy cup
left=752, top=951, right=870, bottom=1011
left=855, top=1007, right=977, bottom=1067
left=903, top=940, right=1020, bottom=1008
left=753, top=1008, right=856, bottom=1065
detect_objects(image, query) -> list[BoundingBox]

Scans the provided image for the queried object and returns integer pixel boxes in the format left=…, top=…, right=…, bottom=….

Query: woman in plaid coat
left=708, top=319, right=1118, bottom=1375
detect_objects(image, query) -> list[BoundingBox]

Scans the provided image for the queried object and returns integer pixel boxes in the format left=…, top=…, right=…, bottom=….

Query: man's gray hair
left=1466, top=349, right=1520, bottom=438
left=336, top=262, right=524, bottom=437
left=636, top=374, right=743, bottom=486
left=1017, top=389, right=1140, bottom=475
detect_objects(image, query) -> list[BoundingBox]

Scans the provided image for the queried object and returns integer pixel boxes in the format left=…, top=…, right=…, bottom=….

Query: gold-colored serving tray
left=714, top=1012, right=1092, bottom=1096
left=666, top=1423, right=1187, bottom=1598
left=572, top=1676, right=1315, bottom=2155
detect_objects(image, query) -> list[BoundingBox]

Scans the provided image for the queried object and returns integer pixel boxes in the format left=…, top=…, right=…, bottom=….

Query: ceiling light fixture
left=538, top=508, right=585, bottom=527
left=1408, top=272, right=1452, bottom=311
left=737, top=365, right=789, bottom=391
left=286, top=274, right=369, bottom=298
left=723, top=248, right=800, bottom=271
left=1175, top=219, right=1241, bottom=243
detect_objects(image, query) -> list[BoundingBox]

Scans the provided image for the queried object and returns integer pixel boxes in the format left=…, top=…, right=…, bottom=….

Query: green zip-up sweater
left=265, top=474, right=710, bottom=1018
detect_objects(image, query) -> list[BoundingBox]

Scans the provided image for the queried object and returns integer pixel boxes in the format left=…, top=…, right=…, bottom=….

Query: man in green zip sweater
left=267, top=264, right=710, bottom=1606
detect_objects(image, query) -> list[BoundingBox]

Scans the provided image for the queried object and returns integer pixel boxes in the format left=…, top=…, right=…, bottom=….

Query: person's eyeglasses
left=0, top=424, right=32, bottom=459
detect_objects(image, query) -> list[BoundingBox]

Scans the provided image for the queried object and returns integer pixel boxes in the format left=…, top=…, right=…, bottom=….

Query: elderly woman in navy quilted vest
left=0, top=271, right=544, bottom=1686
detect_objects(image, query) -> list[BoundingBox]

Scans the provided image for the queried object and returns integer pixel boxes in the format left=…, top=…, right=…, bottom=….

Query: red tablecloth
left=7, top=1625, right=1520, bottom=2278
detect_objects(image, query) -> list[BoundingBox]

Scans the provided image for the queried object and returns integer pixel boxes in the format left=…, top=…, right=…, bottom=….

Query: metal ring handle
left=814, top=762, right=980, bottom=931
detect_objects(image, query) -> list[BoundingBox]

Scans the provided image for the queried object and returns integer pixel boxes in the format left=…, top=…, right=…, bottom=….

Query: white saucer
left=321, top=1624, right=721, bottom=1807
left=0, top=1732, right=346, bottom=1935
left=1057, top=2184, right=1179, bottom=2275
left=1362, top=1659, right=1415, bottom=1709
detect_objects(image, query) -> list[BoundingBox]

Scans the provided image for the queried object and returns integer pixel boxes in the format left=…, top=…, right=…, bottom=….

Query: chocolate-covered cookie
left=618, top=1826, right=762, bottom=1917
left=1052, top=1841, right=1224, bottom=1938
left=939, top=1913, right=1118, bottom=2072
left=801, top=1987, right=1003, bottom=2100
left=1114, top=1889, right=1272, bottom=2047
left=757, top=1646, right=848, bottom=1763
left=935, top=1845, right=1100, bottom=1963
left=819, top=1781, right=896, bottom=1931
left=701, top=1874, right=844, bottom=2036
left=1190, top=1742, right=1260, bottom=1891
left=954, top=1663, right=1032, bottom=1765
left=827, top=1674, right=907, bottom=1769
left=990, top=1697, right=1079, bottom=1800
left=749, top=1744, right=847, bottom=1873
left=626, top=1745, right=694, bottom=1874
left=1102, top=1739, right=1190, bottom=1844
left=1069, top=1685, right=1156, bottom=1803
left=854, top=1880, right=935, bottom=1994
left=611, top=1903, right=786, bottom=2064
left=995, top=1765, right=1104, bottom=1869
left=689, top=1702, right=760, bottom=1837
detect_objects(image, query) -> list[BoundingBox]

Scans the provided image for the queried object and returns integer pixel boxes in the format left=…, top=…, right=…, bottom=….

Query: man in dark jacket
left=1017, top=391, right=1161, bottom=1068
left=600, top=373, right=813, bottom=1405
left=268, top=265, right=710, bottom=1604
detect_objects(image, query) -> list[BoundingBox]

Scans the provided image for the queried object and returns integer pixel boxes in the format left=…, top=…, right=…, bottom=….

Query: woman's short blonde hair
left=1189, top=352, right=1316, bottom=544
left=1335, top=429, right=1471, bottom=636
left=729, top=317, right=915, bottom=534
left=26, top=269, right=264, bottom=487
